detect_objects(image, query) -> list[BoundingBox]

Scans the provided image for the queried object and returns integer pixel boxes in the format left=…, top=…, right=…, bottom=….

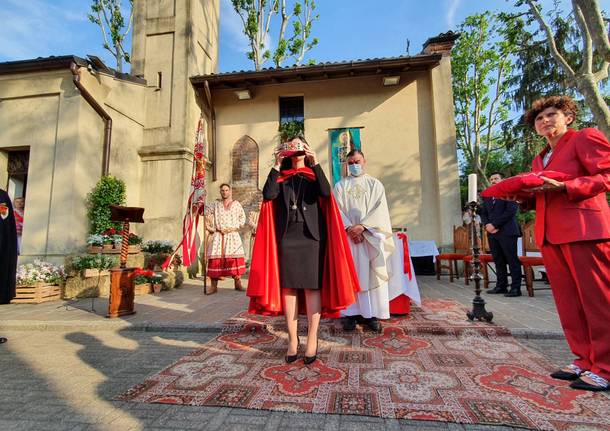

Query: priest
left=333, top=150, right=411, bottom=332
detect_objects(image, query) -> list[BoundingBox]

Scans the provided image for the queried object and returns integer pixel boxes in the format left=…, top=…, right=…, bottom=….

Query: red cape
left=247, top=167, right=361, bottom=318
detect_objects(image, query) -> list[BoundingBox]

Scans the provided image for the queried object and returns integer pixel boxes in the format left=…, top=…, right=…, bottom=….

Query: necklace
left=290, top=176, right=305, bottom=211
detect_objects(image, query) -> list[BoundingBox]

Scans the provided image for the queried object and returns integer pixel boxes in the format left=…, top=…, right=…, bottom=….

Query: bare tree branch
left=571, top=0, right=593, bottom=74
left=526, top=0, right=576, bottom=78
left=574, top=0, right=610, bottom=61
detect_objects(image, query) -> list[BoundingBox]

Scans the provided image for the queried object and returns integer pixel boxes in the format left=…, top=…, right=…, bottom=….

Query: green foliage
left=142, top=240, right=174, bottom=254
left=517, top=210, right=536, bottom=224
left=278, top=120, right=304, bottom=141
left=72, top=254, right=118, bottom=271
left=88, top=0, right=134, bottom=72
left=231, top=0, right=319, bottom=69
left=86, top=176, right=126, bottom=235
left=452, top=12, right=517, bottom=186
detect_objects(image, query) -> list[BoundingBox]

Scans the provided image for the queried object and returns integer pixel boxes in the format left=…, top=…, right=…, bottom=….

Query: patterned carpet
left=118, top=299, right=610, bottom=430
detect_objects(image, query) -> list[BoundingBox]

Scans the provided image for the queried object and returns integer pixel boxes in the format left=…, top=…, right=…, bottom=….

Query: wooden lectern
left=107, top=205, right=145, bottom=318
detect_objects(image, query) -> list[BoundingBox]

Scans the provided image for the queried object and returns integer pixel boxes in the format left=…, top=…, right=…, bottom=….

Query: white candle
left=468, top=173, right=477, bottom=202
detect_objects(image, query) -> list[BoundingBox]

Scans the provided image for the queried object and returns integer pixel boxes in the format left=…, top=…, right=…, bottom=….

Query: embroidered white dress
left=205, top=200, right=246, bottom=277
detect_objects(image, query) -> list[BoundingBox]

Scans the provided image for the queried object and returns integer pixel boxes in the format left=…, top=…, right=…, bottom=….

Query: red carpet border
left=117, top=300, right=610, bottom=430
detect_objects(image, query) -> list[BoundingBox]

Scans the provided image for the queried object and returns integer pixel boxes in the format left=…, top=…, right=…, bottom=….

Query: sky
left=2, top=0, right=608, bottom=74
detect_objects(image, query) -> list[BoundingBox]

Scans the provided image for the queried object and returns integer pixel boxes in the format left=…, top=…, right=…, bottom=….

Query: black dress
left=262, top=165, right=331, bottom=290
left=0, top=189, right=18, bottom=304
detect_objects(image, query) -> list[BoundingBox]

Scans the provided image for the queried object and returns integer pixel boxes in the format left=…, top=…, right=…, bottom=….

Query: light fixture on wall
left=382, top=76, right=400, bottom=86
left=234, top=89, right=252, bottom=100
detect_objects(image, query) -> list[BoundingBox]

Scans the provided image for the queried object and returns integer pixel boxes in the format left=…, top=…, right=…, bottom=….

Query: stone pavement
left=0, top=276, right=582, bottom=431
left=0, top=276, right=563, bottom=337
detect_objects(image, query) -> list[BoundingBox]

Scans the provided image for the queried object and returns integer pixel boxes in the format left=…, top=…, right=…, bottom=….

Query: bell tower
left=130, top=0, right=219, bottom=240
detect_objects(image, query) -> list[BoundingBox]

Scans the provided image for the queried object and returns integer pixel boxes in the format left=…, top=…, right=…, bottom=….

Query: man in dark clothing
left=0, top=188, right=18, bottom=344
left=480, top=173, right=523, bottom=297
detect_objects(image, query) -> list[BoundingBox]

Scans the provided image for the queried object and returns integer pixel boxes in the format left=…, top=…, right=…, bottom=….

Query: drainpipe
left=70, top=62, right=112, bottom=176
left=204, top=80, right=217, bottom=181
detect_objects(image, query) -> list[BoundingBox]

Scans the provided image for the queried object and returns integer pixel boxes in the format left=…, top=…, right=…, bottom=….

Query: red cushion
left=438, top=253, right=468, bottom=260
left=480, top=171, right=572, bottom=199
left=463, top=254, right=493, bottom=262
left=519, top=256, right=544, bottom=265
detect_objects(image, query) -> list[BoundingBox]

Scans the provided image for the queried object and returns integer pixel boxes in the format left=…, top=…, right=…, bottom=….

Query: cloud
left=220, top=0, right=251, bottom=54
left=445, top=0, right=462, bottom=29
left=0, top=0, right=108, bottom=62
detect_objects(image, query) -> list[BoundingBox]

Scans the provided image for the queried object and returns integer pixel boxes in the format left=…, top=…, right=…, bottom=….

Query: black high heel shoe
left=304, top=339, right=318, bottom=365
left=285, top=335, right=300, bottom=364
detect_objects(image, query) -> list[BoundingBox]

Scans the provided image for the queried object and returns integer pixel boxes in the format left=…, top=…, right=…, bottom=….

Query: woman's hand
left=525, top=176, right=566, bottom=193
left=303, top=142, right=317, bottom=165
left=273, top=143, right=285, bottom=170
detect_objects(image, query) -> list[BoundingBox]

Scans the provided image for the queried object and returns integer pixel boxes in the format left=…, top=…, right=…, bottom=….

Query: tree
left=88, top=0, right=134, bottom=73
left=231, top=0, right=319, bottom=70
left=523, top=0, right=610, bottom=136
left=452, top=12, right=517, bottom=186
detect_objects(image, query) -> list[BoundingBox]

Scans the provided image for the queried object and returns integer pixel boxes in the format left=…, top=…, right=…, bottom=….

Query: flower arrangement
left=128, top=233, right=143, bottom=245
left=86, top=234, right=105, bottom=247
left=72, top=254, right=118, bottom=271
left=17, top=260, right=66, bottom=286
left=142, top=240, right=174, bottom=254
left=133, top=268, right=155, bottom=285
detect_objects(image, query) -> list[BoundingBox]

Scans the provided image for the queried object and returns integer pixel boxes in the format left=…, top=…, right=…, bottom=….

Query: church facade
left=0, top=0, right=461, bottom=264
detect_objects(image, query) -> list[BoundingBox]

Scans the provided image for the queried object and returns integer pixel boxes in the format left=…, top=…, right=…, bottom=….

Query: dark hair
left=346, top=149, right=364, bottom=159
left=219, top=183, right=231, bottom=189
left=488, top=172, right=503, bottom=179
left=523, top=95, right=578, bottom=127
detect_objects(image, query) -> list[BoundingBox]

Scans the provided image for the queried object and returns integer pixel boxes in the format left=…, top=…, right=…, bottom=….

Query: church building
left=0, top=0, right=461, bottom=264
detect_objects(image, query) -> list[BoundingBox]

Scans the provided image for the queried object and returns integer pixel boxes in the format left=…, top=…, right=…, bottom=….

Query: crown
left=279, top=140, right=305, bottom=157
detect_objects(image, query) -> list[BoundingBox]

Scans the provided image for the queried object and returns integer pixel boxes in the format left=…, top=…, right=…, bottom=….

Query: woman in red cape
left=247, top=134, right=360, bottom=364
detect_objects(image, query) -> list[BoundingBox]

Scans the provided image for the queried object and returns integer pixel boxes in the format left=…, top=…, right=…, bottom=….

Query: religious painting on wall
left=329, top=127, right=362, bottom=184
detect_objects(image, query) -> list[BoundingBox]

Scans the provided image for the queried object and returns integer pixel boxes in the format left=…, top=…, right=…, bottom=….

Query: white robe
left=333, top=174, right=395, bottom=319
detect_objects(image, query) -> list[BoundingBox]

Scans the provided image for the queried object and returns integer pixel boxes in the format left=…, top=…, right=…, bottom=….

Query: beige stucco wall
left=131, top=0, right=219, bottom=243
left=0, top=67, right=146, bottom=263
left=210, top=69, right=461, bottom=246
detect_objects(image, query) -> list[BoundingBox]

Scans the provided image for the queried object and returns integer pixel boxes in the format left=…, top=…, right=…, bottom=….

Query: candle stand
left=464, top=201, right=493, bottom=322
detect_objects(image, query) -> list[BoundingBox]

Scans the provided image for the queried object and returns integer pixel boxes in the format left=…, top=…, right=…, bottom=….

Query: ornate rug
left=118, top=299, right=610, bottom=430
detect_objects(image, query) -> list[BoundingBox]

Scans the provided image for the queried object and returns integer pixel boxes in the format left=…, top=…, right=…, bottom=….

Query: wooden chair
left=518, top=220, right=548, bottom=297
left=436, top=225, right=470, bottom=282
left=463, top=229, right=494, bottom=289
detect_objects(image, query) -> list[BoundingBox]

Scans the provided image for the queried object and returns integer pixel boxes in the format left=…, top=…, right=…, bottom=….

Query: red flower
left=103, top=228, right=117, bottom=235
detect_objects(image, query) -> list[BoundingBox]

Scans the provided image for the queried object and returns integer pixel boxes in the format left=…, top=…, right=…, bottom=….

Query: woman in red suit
left=520, top=95, right=610, bottom=391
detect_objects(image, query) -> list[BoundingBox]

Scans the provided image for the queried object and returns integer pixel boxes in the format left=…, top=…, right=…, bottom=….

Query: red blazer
left=529, top=128, right=610, bottom=247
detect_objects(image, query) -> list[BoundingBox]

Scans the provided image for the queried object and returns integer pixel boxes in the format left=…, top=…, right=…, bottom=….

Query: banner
left=329, top=128, right=362, bottom=184
left=163, top=116, right=207, bottom=269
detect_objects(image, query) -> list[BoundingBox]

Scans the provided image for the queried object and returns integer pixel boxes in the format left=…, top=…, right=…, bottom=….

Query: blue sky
left=0, top=0, right=608, bottom=73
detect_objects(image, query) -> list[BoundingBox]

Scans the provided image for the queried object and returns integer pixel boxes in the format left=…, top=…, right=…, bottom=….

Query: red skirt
left=207, top=257, right=246, bottom=278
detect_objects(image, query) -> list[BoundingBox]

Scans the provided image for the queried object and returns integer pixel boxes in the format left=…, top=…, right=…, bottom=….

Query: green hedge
left=86, top=176, right=126, bottom=234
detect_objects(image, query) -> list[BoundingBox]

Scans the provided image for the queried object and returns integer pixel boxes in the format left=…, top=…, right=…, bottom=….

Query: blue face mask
left=348, top=164, right=363, bottom=176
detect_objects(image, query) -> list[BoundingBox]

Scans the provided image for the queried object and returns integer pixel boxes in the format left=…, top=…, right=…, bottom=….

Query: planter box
left=88, top=246, right=103, bottom=253
left=12, top=283, right=61, bottom=304
left=128, top=245, right=141, bottom=254
left=134, top=283, right=152, bottom=295
left=82, top=269, right=111, bottom=278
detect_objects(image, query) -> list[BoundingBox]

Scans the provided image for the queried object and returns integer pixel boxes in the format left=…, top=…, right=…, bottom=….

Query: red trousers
left=541, top=240, right=610, bottom=379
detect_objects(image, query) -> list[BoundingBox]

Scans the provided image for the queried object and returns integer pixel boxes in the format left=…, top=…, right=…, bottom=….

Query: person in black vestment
left=0, top=188, right=18, bottom=344
left=262, top=134, right=331, bottom=364
left=480, top=172, right=523, bottom=297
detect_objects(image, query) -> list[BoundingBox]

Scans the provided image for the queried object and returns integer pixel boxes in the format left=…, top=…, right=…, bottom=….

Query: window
left=279, top=96, right=304, bottom=124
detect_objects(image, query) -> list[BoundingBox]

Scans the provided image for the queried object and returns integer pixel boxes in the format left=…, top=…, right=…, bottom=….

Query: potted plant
left=111, top=234, right=123, bottom=250
left=142, top=240, right=174, bottom=270
left=133, top=268, right=154, bottom=295
left=87, top=234, right=104, bottom=253
left=14, top=260, right=66, bottom=303
left=127, top=233, right=143, bottom=254
left=278, top=120, right=304, bottom=142
left=72, top=254, right=118, bottom=278
left=151, top=274, right=163, bottom=293
left=102, top=235, right=114, bottom=250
